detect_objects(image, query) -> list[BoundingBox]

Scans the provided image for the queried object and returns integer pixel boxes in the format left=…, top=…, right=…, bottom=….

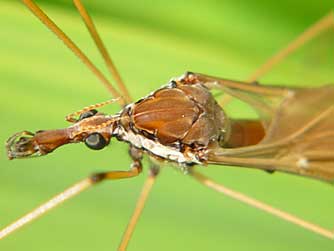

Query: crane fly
left=1, top=0, right=334, bottom=250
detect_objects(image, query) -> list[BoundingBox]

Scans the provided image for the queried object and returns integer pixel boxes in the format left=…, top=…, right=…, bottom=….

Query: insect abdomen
left=225, top=120, right=265, bottom=147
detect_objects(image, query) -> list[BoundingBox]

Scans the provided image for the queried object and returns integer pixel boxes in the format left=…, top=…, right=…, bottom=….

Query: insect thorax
left=113, top=78, right=228, bottom=165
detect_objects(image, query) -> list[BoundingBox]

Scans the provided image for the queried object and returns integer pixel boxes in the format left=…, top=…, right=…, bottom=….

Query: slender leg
left=219, top=12, right=334, bottom=105
left=248, top=12, right=334, bottom=82
left=190, top=169, right=334, bottom=239
left=0, top=166, right=142, bottom=240
left=118, top=166, right=159, bottom=251
left=22, top=0, right=125, bottom=106
left=73, top=0, right=132, bottom=104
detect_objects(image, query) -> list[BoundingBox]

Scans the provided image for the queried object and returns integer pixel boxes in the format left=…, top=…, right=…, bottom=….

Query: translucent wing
left=200, top=14, right=334, bottom=182
left=193, top=73, right=334, bottom=182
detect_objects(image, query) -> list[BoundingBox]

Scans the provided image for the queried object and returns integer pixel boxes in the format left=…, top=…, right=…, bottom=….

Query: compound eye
left=84, top=133, right=107, bottom=150
left=79, top=109, right=98, bottom=121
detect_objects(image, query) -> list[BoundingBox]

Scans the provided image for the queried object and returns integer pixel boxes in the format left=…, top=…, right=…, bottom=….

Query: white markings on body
left=114, top=126, right=200, bottom=165
left=297, top=157, right=309, bottom=169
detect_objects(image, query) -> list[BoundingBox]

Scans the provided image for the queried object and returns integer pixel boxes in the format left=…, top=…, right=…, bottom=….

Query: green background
left=0, top=0, right=333, bottom=250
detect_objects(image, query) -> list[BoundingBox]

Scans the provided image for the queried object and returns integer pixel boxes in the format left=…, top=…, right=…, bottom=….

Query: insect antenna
left=65, top=98, right=120, bottom=123
left=22, top=0, right=126, bottom=106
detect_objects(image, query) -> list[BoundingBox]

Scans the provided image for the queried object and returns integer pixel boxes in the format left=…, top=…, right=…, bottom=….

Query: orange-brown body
left=114, top=79, right=265, bottom=165
left=132, top=82, right=226, bottom=146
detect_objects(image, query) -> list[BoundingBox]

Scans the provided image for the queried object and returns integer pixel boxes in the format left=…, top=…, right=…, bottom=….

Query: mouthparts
left=6, top=131, right=40, bottom=159
left=6, top=129, right=72, bottom=160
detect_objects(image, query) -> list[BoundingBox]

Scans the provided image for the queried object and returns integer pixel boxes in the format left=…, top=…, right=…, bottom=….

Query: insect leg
left=190, top=169, right=334, bottom=239
left=22, top=0, right=125, bottom=105
left=218, top=12, right=334, bottom=106
left=248, top=11, right=334, bottom=82
left=118, top=165, right=159, bottom=251
left=0, top=165, right=142, bottom=240
left=73, top=0, right=132, bottom=104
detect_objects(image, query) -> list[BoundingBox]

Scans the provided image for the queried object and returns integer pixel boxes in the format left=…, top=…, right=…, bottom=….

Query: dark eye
left=79, top=109, right=98, bottom=121
left=169, top=80, right=177, bottom=88
left=84, top=133, right=107, bottom=150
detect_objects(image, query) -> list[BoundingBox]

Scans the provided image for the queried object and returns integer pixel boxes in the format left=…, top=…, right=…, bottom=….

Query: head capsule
left=6, top=110, right=119, bottom=159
